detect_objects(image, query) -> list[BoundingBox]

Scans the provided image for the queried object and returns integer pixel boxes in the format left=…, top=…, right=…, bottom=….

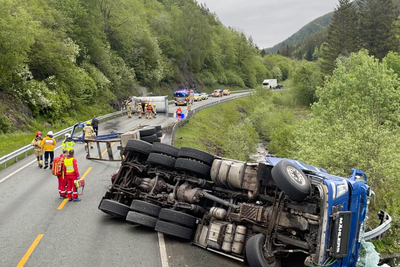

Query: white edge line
left=0, top=144, right=64, bottom=184
left=0, top=159, right=36, bottom=184
left=158, top=232, right=169, bottom=267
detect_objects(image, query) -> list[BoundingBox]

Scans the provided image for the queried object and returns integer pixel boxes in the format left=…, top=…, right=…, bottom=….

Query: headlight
left=336, top=182, right=349, bottom=198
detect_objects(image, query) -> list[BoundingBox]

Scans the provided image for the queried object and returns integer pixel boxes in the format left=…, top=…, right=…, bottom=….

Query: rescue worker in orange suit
left=176, top=107, right=183, bottom=120
left=146, top=103, right=153, bottom=119
left=152, top=104, right=157, bottom=118
left=41, top=131, right=56, bottom=169
left=58, top=150, right=68, bottom=199
left=63, top=149, right=81, bottom=202
left=83, top=121, right=95, bottom=149
left=137, top=102, right=143, bottom=118
left=31, top=131, right=44, bottom=168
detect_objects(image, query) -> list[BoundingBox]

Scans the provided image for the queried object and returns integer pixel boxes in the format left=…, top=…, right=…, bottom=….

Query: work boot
left=73, top=198, right=81, bottom=202
left=44, top=165, right=48, bottom=169
left=68, top=198, right=73, bottom=202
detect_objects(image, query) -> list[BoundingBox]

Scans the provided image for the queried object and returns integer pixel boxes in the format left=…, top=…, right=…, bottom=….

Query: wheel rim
left=287, top=166, right=306, bottom=185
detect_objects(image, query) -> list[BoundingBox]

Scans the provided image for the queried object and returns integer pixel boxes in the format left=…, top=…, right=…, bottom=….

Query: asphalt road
left=0, top=94, right=247, bottom=267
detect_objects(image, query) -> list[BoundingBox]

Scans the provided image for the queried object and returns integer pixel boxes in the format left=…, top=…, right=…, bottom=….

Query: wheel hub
left=287, top=166, right=306, bottom=185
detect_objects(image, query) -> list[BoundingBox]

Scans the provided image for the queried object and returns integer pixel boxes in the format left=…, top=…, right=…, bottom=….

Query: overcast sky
left=199, top=0, right=339, bottom=49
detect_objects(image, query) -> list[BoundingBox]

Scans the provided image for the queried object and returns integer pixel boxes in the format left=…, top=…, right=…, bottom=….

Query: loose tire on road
left=147, top=153, right=176, bottom=169
left=130, top=200, right=162, bottom=217
left=246, top=234, right=281, bottom=267
left=178, top=147, right=215, bottom=166
left=139, top=127, right=157, bottom=136
left=126, top=211, right=158, bottom=228
left=140, top=134, right=158, bottom=144
left=175, top=158, right=211, bottom=178
left=151, top=142, right=179, bottom=158
left=98, top=199, right=131, bottom=219
left=125, top=139, right=153, bottom=156
left=271, top=160, right=311, bottom=202
left=155, top=220, right=193, bottom=240
left=158, top=209, right=197, bottom=228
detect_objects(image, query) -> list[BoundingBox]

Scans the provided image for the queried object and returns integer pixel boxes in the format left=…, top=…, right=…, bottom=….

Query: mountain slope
left=265, top=12, right=333, bottom=54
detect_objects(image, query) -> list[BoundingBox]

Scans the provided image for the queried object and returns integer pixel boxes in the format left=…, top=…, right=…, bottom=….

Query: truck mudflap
left=332, top=211, right=352, bottom=258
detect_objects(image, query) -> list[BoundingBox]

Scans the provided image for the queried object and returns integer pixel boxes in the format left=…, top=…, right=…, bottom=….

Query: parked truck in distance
left=262, top=79, right=277, bottom=89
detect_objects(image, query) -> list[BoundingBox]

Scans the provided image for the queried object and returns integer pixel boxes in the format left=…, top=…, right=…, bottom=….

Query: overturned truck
left=98, top=140, right=390, bottom=267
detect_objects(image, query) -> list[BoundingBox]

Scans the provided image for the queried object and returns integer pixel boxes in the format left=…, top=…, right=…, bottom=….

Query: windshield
left=174, top=91, right=188, bottom=97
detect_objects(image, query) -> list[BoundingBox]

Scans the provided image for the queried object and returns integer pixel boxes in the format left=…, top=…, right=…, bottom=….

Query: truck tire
left=147, top=153, right=176, bottom=169
left=158, top=209, right=197, bottom=228
left=151, top=142, right=179, bottom=158
left=155, top=220, right=193, bottom=240
left=98, top=199, right=131, bottom=219
left=154, top=125, right=162, bottom=132
left=130, top=200, right=162, bottom=217
left=140, top=134, right=158, bottom=144
left=126, top=211, right=158, bottom=228
left=175, top=158, right=211, bottom=178
left=139, top=127, right=156, bottom=136
left=125, top=139, right=153, bottom=156
left=271, top=160, right=310, bottom=202
left=178, top=147, right=215, bottom=166
left=246, top=234, right=281, bottom=267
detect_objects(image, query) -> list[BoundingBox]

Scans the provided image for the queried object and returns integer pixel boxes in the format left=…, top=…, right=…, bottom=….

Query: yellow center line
left=17, top=234, right=44, bottom=267
left=57, top=167, right=92, bottom=210
left=129, top=119, right=150, bottom=131
left=101, top=142, right=115, bottom=157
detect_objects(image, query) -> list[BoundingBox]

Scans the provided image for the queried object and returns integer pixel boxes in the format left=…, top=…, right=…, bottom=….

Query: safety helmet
left=153, top=104, right=156, bottom=106
left=36, top=131, right=42, bottom=136
left=86, top=121, right=91, bottom=125
left=65, top=133, right=71, bottom=138
left=47, top=131, right=54, bottom=136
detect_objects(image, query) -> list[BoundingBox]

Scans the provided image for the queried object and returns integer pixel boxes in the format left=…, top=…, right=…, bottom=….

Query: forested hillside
left=0, top=0, right=267, bottom=133
left=265, top=0, right=400, bottom=63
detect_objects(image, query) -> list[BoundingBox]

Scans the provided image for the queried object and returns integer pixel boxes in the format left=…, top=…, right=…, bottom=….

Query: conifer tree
left=321, top=0, right=359, bottom=75
left=358, top=0, right=397, bottom=60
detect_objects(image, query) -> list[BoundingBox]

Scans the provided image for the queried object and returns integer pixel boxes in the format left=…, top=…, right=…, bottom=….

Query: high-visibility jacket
left=62, top=138, right=75, bottom=151
left=41, top=136, right=56, bottom=152
left=63, top=157, right=80, bottom=178
left=146, top=105, right=153, bottom=112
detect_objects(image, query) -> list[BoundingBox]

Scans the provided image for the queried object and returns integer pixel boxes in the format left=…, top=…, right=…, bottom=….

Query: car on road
left=200, top=92, right=208, bottom=100
left=99, top=141, right=390, bottom=267
left=193, top=93, right=202, bottom=101
left=222, top=89, right=230, bottom=96
left=212, top=89, right=223, bottom=97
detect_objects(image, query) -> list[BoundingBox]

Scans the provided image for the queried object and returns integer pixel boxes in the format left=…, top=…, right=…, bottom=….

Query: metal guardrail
left=364, top=212, right=392, bottom=240
left=0, top=110, right=127, bottom=169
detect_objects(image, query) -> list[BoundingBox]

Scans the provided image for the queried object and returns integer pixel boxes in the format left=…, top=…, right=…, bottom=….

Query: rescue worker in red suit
left=146, top=103, right=153, bottom=119
left=63, top=149, right=81, bottom=202
left=58, top=150, right=68, bottom=199
left=176, top=107, right=183, bottom=120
